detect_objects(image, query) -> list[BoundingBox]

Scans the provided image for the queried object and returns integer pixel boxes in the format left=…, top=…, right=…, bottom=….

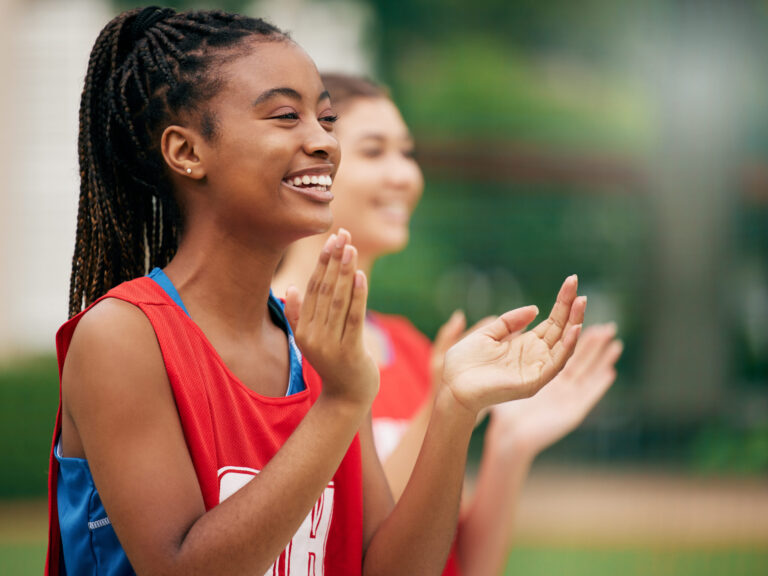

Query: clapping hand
left=442, top=275, right=586, bottom=415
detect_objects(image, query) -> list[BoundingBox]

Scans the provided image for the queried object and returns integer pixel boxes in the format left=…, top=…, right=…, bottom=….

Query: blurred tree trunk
left=642, top=1, right=751, bottom=420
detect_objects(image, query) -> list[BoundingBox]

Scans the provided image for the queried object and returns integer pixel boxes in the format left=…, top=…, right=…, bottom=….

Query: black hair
left=70, top=6, right=288, bottom=317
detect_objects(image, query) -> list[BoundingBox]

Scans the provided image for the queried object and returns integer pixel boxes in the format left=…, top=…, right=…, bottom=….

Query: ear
left=160, top=124, right=205, bottom=179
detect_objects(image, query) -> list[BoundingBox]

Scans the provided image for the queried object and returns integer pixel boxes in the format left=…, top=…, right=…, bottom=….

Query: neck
left=164, top=224, right=285, bottom=338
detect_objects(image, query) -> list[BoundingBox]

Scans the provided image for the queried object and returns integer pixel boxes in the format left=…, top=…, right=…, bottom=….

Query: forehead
left=214, top=40, right=326, bottom=106
left=337, top=98, right=410, bottom=140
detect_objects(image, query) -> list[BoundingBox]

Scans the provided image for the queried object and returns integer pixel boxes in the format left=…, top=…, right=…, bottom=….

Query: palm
left=442, top=276, right=586, bottom=414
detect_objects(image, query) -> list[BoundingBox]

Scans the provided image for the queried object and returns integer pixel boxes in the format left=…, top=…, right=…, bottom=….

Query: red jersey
left=47, top=277, right=363, bottom=575
left=369, top=312, right=462, bottom=576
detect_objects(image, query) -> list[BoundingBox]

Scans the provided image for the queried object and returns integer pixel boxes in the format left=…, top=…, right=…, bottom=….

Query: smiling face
left=188, top=39, right=341, bottom=247
left=329, top=97, right=424, bottom=259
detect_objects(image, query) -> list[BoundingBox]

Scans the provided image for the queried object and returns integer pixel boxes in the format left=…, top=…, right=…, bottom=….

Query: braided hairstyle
left=70, top=6, right=288, bottom=317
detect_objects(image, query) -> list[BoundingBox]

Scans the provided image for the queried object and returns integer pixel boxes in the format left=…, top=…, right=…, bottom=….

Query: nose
left=303, top=122, right=340, bottom=160
left=385, top=154, right=423, bottom=191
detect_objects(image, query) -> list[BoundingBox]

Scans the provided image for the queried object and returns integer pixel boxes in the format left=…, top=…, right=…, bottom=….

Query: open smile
left=281, top=174, right=334, bottom=202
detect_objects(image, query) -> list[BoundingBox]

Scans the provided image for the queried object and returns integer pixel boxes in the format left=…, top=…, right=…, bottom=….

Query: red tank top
left=46, top=277, right=363, bottom=575
left=369, top=313, right=462, bottom=576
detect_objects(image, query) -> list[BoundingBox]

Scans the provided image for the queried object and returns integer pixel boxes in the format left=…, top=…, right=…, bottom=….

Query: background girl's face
left=330, top=97, right=423, bottom=259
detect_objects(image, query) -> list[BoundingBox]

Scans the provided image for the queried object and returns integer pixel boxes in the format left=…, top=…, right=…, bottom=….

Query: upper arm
left=61, top=298, right=205, bottom=574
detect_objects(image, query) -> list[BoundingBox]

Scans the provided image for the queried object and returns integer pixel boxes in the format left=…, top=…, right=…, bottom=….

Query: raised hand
left=429, top=312, right=496, bottom=397
left=442, top=275, right=586, bottom=415
left=491, top=322, right=623, bottom=455
left=285, top=229, right=379, bottom=406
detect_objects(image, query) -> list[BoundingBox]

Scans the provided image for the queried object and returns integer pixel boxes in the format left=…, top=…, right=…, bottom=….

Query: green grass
left=0, top=542, right=46, bottom=575
left=504, top=546, right=768, bottom=576
left=1, top=540, right=766, bottom=575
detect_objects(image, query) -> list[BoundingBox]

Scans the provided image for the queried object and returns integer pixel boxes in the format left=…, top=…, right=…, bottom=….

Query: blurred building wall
left=0, top=0, right=110, bottom=358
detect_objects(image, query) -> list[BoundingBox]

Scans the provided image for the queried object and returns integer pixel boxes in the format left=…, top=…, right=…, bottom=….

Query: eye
left=319, top=114, right=338, bottom=124
left=271, top=112, right=300, bottom=121
left=403, top=147, right=416, bottom=159
left=360, top=147, right=384, bottom=158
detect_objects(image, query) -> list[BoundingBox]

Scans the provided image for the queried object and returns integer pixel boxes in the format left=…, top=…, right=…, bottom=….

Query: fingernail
left=342, top=245, right=353, bottom=264
left=323, top=234, right=336, bottom=252
left=335, top=233, right=346, bottom=249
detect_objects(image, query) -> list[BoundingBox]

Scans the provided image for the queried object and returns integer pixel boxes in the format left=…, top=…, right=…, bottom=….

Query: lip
left=281, top=179, right=334, bottom=203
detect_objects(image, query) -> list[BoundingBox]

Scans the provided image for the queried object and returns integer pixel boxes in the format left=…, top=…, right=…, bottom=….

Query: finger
left=302, top=234, right=336, bottom=323
left=327, top=244, right=359, bottom=340
left=284, top=285, right=302, bottom=332
left=434, top=310, right=466, bottom=354
left=342, top=270, right=369, bottom=344
left=542, top=323, right=583, bottom=382
left=566, top=323, right=615, bottom=379
left=481, top=306, right=539, bottom=342
left=533, top=275, right=578, bottom=346
left=580, top=366, right=618, bottom=409
left=315, top=230, right=350, bottom=326
left=591, top=338, right=624, bottom=375
left=466, top=315, right=497, bottom=337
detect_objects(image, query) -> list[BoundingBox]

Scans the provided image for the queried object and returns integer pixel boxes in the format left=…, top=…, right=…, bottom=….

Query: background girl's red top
left=370, top=312, right=462, bottom=576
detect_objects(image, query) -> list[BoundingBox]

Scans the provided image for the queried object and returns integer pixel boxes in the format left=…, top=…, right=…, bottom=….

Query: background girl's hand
left=285, top=229, right=379, bottom=406
left=490, top=322, right=623, bottom=456
left=441, top=275, right=585, bottom=415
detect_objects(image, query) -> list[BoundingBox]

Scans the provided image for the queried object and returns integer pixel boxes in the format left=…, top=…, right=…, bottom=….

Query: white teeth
left=285, top=174, right=332, bottom=188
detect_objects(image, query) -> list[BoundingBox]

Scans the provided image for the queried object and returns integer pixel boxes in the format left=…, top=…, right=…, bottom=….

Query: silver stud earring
left=186, top=168, right=192, bottom=174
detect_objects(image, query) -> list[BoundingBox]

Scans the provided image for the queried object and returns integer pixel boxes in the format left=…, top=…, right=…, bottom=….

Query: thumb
left=434, top=310, right=466, bottom=353
left=284, top=285, right=302, bottom=332
left=481, top=306, right=539, bottom=342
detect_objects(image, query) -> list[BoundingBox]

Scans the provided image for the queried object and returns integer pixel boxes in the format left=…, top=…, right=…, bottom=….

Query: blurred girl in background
left=273, top=73, right=623, bottom=576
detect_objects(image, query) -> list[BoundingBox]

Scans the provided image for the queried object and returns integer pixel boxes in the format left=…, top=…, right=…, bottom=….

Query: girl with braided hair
left=48, top=6, right=585, bottom=576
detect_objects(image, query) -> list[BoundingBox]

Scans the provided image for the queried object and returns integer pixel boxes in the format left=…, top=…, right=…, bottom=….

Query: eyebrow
left=253, top=87, right=331, bottom=107
left=357, top=133, right=414, bottom=143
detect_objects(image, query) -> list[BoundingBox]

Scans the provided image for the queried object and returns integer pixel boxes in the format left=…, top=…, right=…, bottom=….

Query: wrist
left=434, top=385, right=478, bottom=431
left=316, top=386, right=374, bottom=420
left=485, top=417, right=539, bottom=463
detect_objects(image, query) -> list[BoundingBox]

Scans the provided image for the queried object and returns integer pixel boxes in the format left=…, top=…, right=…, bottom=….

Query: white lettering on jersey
left=217, top=466, right=335, bottom=576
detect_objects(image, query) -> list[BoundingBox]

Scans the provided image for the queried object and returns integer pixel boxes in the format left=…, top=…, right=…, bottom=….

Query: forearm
left=381, top=398, right=432, bottom=500
left=457, top=419, right=535, bottom=576
left=363, top=388, right=476, bottom=576
left=169, top=394, right=369, bottom=576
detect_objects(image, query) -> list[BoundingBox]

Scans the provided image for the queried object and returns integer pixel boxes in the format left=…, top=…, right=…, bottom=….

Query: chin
left=369, top=231, right=409, bottom=257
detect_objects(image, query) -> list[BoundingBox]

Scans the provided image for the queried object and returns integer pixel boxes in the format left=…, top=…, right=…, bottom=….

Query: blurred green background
left=1, top=0, right=767, bottom=574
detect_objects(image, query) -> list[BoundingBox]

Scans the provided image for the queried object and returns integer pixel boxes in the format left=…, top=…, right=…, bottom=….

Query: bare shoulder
left=61, top=297, right=172, bottom=454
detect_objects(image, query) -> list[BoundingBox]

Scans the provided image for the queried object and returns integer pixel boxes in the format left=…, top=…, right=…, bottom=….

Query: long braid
left=69, top=7, right=288, bottom=317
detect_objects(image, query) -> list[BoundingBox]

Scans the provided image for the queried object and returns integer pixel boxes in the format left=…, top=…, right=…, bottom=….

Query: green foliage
left=393, top=37, right=652, bottom=151
left=0, top=357, right=59, bottom=498
left=691, top=424, right=768, bottom=474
